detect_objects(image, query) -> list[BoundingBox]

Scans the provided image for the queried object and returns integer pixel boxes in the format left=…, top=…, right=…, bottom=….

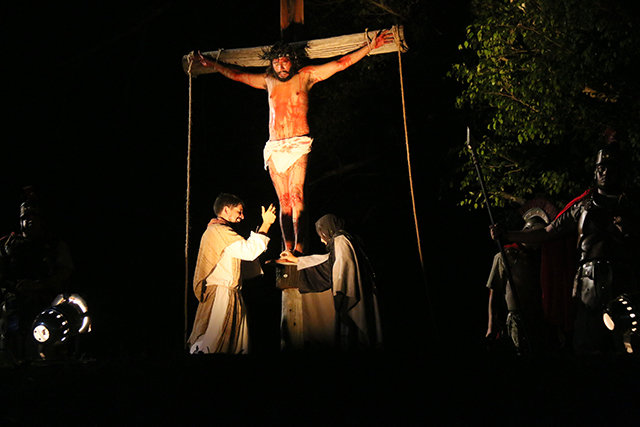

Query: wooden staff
left=466, top=127, right=532, bottom=353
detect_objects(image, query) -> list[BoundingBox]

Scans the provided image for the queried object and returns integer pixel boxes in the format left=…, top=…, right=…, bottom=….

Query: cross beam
left=182, top=25, right=408, bottom=76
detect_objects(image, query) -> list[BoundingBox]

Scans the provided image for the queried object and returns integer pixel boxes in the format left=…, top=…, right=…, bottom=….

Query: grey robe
left=297, top=233, right=383, bottom=351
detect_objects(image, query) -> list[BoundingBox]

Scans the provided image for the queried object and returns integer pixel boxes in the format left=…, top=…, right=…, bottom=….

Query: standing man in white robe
left=188, top=193, right=277, bottom=354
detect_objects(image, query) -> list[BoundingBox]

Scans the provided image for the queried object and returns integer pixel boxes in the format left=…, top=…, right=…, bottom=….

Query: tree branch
left=487, top=90, right=540, bottom=113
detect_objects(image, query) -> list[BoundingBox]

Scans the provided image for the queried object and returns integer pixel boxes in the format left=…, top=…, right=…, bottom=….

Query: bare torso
left=266, top=70, right=313, bottom=140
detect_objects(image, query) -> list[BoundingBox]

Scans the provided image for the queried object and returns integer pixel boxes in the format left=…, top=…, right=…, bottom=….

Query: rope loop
left=364, top=28, right=372, bottom=55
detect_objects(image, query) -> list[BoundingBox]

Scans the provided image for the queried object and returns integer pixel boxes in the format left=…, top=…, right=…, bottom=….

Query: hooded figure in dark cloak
left=280, top=214, right=383, bottom=351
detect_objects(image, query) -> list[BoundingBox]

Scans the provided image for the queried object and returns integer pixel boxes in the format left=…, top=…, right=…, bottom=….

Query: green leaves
left=450, top=0, right=640, bottom=209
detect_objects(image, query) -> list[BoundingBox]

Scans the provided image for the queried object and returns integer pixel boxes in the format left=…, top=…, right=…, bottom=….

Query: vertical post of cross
left=275, top=263, right=303, bottom=350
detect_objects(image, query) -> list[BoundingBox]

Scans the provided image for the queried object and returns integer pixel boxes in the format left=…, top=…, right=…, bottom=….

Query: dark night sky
left=1, top=1, right=496, bottom=359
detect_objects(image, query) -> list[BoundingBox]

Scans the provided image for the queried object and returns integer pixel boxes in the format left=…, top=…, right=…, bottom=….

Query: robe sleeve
left=222, top=231, right=269, bottom=261
left=296, top=253, right=332, bottom=293
left=297, top=254, right=329, bottom=269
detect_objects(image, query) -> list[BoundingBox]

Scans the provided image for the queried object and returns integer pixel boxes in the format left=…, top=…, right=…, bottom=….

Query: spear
left=465, top=127, right=531, bottom=354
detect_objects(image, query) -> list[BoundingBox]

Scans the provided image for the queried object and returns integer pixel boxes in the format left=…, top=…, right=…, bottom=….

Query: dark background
left=4, top=1, right=636, bottom=425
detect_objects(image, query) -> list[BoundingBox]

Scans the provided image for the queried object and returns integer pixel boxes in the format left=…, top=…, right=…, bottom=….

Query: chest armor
left=577, top=197, right=629, bottom=263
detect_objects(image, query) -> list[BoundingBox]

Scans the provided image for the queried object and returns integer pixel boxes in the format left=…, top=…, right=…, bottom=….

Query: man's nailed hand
left=195, top=51, right=209, bottom=67
left=373, top=29, right=395, bottom=50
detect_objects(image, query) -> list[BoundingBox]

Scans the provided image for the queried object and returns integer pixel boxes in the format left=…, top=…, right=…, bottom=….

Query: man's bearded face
left=224, top=204, right=245, bottom=223
left=272, top=57, right=293, bottom=81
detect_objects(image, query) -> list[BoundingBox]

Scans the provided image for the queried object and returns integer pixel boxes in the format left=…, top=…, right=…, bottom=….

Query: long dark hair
left=261, top=41, right=308, bottom=77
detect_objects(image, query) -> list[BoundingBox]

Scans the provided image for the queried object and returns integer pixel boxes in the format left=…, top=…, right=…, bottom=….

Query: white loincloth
left=263, top=136, right=313, bottom=173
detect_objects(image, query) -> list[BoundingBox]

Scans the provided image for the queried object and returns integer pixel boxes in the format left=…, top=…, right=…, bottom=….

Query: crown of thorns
left=260, top=41, right=308, bottom=63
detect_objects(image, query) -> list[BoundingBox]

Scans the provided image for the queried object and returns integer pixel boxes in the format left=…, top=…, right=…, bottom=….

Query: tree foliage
left=451, top=0, right=640, bottom=210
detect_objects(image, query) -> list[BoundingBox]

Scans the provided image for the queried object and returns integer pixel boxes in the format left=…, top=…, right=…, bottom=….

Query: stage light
left=603, top=293, right=640, bottom=354
left=32, top=293, right=92, bottom=346
left=603, top=294, right=636, bottom=331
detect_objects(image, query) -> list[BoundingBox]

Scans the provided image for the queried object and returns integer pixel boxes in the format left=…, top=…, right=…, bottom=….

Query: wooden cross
left=182, top=18, right=409, bottom=352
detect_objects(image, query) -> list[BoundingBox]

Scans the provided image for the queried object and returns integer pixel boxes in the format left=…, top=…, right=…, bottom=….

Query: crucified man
left=193, top=30, right=394, bottom=255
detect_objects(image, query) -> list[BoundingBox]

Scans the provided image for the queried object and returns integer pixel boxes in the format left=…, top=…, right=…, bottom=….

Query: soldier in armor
left=491, top=139, right=640, bottom=355
left=0, top=189, right=74, bottom=364
left=486, top=209, right=548, bottom=354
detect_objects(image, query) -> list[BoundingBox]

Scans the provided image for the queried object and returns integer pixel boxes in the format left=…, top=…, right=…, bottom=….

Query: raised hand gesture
left=261, top=204, right=277, bottom=226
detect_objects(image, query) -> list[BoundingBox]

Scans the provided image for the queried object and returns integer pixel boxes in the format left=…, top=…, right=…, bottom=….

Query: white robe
left=190, top=231, right=269, bottom=354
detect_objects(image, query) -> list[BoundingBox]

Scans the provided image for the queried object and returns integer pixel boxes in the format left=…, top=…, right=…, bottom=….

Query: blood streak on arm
left=335, top=55, right=354, bottom=70
left=305, top=46, right=366, bottom=84
left=214, top=63, right=267, bottom=89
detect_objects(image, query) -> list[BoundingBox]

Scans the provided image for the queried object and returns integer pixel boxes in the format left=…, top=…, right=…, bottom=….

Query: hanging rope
left=184, top=54, right=194, bottom=350
left=183, top=50, right=221, bottom=351
left=393, top=28, right=440, bottom=341
left=394, top=28, right=424, bottom=273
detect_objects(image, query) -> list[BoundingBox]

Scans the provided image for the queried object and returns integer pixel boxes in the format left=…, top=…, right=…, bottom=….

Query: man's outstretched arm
left=306, top=29, right=395, bottom=84
left=192, top=51, right=267, bottom=89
